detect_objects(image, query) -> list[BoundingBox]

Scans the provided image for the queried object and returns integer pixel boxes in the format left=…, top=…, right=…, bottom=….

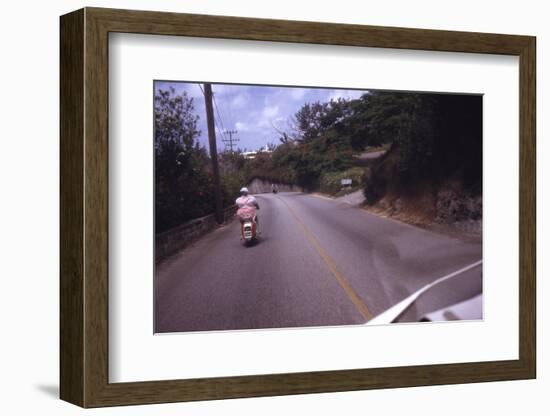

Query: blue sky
left=154, top=81, right=368, bottom=152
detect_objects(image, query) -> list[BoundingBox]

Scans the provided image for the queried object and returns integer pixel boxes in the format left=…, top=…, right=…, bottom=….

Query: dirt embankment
left=361, top=149, right=482, bottom=238
left=366, top=183, right=482, bottom=237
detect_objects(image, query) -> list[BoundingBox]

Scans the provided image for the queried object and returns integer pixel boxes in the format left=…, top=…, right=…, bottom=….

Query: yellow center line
left=278, top=196, right=373, bottom=321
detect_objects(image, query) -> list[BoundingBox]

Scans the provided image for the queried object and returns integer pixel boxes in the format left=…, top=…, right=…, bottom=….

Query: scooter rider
left=236, top=187, right=260, bottom=233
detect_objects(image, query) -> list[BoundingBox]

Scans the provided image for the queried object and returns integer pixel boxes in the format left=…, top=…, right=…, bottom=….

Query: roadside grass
left=319, top=167, right=365, bottom=195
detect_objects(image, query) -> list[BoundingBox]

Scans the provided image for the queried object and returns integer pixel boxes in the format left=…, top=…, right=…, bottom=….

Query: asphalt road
left=155, top=192, right=482, bottom=333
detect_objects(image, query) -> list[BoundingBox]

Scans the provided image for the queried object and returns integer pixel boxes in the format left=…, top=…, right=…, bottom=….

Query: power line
left=222, top=130, right=239, bottom=152
left=202, top=83, right=223, bottom=223
left=212, top=91, right=229, bottom=137
left=226, top=87, right=236, bottom=134
left=218, top=86, right=236, bottom=138
left=197, top=84, right=227, bottom=143
left=215, top=87, right=242, bottom=152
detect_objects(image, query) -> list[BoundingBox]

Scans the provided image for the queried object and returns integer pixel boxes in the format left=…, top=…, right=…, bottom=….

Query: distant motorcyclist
left=236, top=187, right=260, bottom=233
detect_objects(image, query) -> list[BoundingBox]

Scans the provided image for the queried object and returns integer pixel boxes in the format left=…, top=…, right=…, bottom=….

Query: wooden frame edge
left=60, top=8, right=85, bottom=407
left=60, top=7, right=537, bottom=408
left=518, top=36, right=536, bottom=379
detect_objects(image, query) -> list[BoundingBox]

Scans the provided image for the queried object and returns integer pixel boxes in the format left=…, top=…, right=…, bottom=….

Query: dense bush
left=361, top=92, right=482, bottom=204
left=155, top=87, right=218, bottom=233
left=218, top=151, right=246, bottom=207
left=319, top=167, right=364, bottom=195
left=362, top=166, right=388, bottom=205
left=269, top=99, right=356, bottom=190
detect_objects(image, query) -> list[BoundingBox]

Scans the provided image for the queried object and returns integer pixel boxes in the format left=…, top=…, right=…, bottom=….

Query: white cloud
left=290, top=88, right=306, bottom=100
left=211, top=84, right=232, bottom=95
left=262, top=105, right=279, bottom=118
left=231, top=94, right=247, bottom=109
left=235, top=121, right=250, bottom=131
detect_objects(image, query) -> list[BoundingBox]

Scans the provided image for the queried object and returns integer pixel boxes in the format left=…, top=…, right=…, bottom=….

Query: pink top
left=236, top=195, right=258, bottom=220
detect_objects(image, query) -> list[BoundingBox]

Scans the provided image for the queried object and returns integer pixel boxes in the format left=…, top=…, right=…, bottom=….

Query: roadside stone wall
left=155, top=205, right=237, bottom=262
left=246, top=178, right=302, bottom=194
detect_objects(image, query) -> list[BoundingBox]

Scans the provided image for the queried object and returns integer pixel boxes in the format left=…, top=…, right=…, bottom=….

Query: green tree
left=362, top=92, right=482, bottom=203
left=274, top=99, right=354, bottom=189
left=155, top=87, right=215, bottom=233
left=155, top=87, right=200, bottom=152
left=293, top=101, right=327, bottom=142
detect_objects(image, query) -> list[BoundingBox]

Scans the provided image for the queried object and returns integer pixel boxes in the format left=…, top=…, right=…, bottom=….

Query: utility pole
left=203, top=83, right=223, bottom=224
left=222, top=130, right=239, bottom=152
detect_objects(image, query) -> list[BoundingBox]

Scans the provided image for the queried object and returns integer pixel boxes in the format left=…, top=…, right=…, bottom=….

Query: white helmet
left=240, top=187, right=249, bottom=195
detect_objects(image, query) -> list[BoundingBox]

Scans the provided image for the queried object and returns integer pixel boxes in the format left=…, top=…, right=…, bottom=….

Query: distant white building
left=242, top=151, right=257, bottom=160
left=241, top=145, right=273, bottom=160
left=258, top=145, right=273, bottom=153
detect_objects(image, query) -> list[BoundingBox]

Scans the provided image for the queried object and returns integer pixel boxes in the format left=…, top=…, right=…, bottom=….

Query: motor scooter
left=241, top=216, right=257, bottom=245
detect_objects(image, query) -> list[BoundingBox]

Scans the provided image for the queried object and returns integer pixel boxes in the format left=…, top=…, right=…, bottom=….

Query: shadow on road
left=243, top=238, right=263, bottom=248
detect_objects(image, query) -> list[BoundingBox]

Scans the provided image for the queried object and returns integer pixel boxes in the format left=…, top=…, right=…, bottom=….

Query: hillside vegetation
left=264, top=91, right=483, bottom=229
left=359, top=92, right=483, bottom=230
left=155, top=87, right=482, bottom=234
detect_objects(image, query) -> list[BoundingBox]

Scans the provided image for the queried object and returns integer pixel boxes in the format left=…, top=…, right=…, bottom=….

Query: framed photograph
left=60, top=7, right=536, bottom=408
